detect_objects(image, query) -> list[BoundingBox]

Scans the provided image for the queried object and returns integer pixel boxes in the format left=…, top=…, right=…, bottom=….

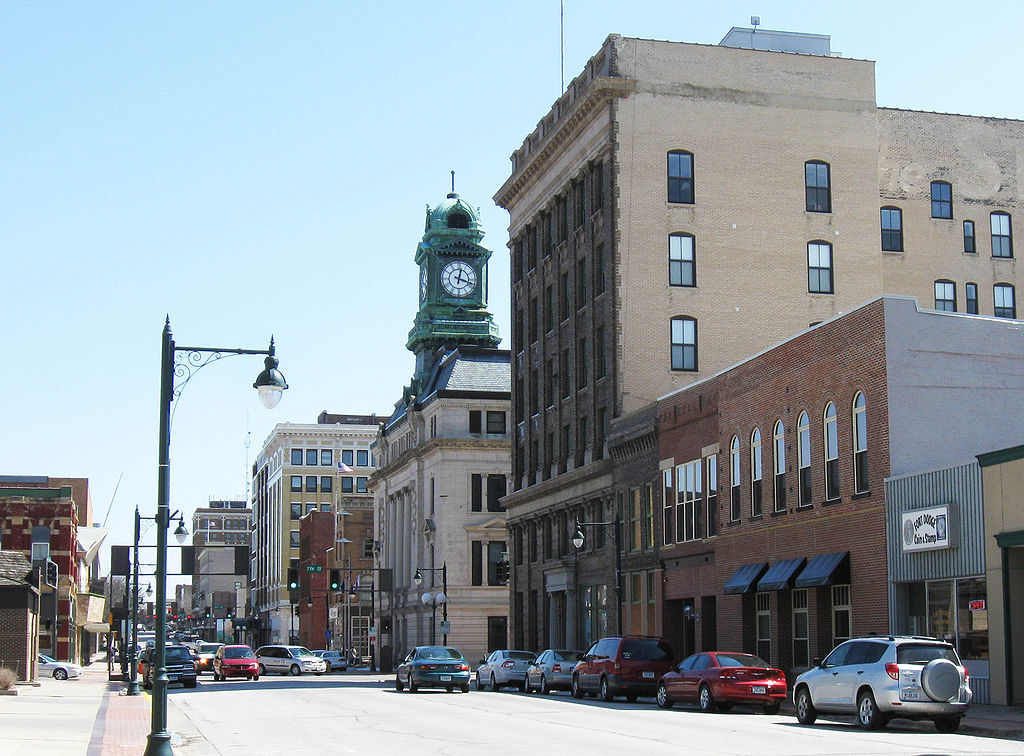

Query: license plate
left=902, top=689, right=920, bottom=700
left=752, top=686, right=766, bottom=694
left=643, top=671, right=654, bottom=679
left=440, top=675, right=452, bottom=682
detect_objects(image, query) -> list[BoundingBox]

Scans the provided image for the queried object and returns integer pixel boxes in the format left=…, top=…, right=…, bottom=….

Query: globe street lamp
left=419, top=591, right=447, bottom=645
left=413, top=563, right=448, bottom=644
left=145, top=318, right=286, bottom=756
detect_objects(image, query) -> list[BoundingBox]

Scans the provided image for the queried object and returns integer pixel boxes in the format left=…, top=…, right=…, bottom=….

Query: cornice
left=503, top=458, right=614, bottom=512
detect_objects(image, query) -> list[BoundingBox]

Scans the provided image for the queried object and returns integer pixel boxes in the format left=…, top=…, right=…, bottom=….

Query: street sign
left=329, top=607, right=338, bottom=619
left=306, top=565, right=323, bottom=573
left=439, top=620, right=451, bottom=633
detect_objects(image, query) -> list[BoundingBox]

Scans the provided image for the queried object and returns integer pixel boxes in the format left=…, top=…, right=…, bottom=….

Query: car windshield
left=166, top=648, right=192, bottom=661
left=621, top=639, right=673, bottom=661
left=897, top=644, right=960, bottom=665
left=554, top=651, right=583, bottom=662
left=288, top=647, right=314, bottom=656
left=715, top=653, right=769, bottom=668
left=39, top=654, right=55, bottom=663
left=507, top=651, right=536, bottom=661
left=416, top=647, right=464, bottom=660
left=200, top=644, right=221, bottom=654
left=223, top=647, right=255, bottom=659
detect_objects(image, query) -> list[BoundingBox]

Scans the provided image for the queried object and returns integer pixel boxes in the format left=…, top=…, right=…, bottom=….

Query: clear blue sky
left=3, top=1, right=1022, bottom=571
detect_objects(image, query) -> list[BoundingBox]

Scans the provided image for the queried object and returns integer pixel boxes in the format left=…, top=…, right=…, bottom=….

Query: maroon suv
left=572, top=636, right=674, bottom=702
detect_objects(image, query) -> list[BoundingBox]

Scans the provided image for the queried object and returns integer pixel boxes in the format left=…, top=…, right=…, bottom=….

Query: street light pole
left=126, top=506, right=142, bottom=696
left=144, top=318, right=287, bottom=756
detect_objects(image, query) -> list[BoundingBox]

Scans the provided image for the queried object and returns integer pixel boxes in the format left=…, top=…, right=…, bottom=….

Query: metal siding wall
left=885, top=462, right=986, bottom=584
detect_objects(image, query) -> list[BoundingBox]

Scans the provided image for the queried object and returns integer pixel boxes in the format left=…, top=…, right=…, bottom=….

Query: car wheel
left=540, top=674, right=550, bottom=695
left=476, top=671, right=485, bottom=690
left=314, top=672, right=323, bottom=676
left=490, top=673, right=497, bottom=691
left=857, top=690, right=887, bottom=730
left=446, top=685, right=454, bottom=693
left=698, top=684, right=717, bottom=713
left=935, top=714, right=962, bottom=733
left=395, top=676, right=404, bottom=691
left=522, top=674, right=531, bottom=693
left=289, top=664, right=301, bottom=676
left=763, top=702, right=781, bottom=715
left=656, top=682, right=673, bottom=709
left=600, top=676, right=614, bottom=702
left=258, top=664, right=266, bottom=676
left=53, top=668, right=68, bottom=681
left=571, top=674, right=584, bottom=699
left=460, top=682, right=470, bottom=693
left=324, top=662, right=331, bottom=673
left=795, top=687, right=817, bottom=725
left=184, top=679, right=197, bottom=689
left=408, top=677, right=418, bottom=693
left=253, top=675, right=259, bottom=681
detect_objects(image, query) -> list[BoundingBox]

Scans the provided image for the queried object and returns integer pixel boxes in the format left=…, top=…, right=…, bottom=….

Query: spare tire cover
left=921, top=658, right=960, bottom=702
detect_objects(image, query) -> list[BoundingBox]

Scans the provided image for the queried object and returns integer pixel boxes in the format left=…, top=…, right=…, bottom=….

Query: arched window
left=805, top=161, right=831, bottom=213
left=966, top=282, right=979, bottom=314
left=773, top=421, right=786, bottom=513
left=880, top=206, right=903, bottom=251
left=994, top=283, right=1017, bottom=319
left=823, top=402, right=840, bottom=501
left=667, top=150, right=694, bottom=204
left=934, top=280, right=956, bottom=312
left=670, top=316, right=697, bottom=371
left=807, top=242, right=833, bottom=294
left=931, top=181, right=952, bottom=219
left=852, top=392, right=868, bottom=493
left=750, top=428, right=763, bottom=517
left=991, top=211, right=1013, bottom=258
left=730, top=436, right=741, bottom=522
left=447, top=211, right=469, bottom=229
left=669, top=233, right=696, bottom=287
left=797, top=412, right=811, bottom=507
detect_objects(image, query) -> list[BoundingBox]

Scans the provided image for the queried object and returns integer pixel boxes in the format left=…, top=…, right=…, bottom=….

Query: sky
left=3, top=1, right=1023, bottom=573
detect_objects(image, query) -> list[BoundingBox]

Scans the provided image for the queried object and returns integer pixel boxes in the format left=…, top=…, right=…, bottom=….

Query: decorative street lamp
left=144, top=318, right=286, bottom=756
left=572, top=515, right=623, bottom=633
left=419, top=591, right=447, bottom=645
left=414, top=563, right=448, bottom=645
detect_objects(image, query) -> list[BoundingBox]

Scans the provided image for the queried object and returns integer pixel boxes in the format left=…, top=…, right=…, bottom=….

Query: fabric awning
left=794, top=551, right=850, bottom=588
left=83, top=622, right=110, bottom=633
left=757, top=557, right=807, bottom=591
left=722, top=562, right=769, bottom=595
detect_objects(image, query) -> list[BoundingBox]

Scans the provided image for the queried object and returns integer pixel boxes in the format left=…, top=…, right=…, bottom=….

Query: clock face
left=420, top=267, right=428, bottom=301
left=440, top=260, right=477, bottom=297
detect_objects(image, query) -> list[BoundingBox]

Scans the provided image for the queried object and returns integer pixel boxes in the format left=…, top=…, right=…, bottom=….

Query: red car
left=213, top=645, right=261, bottom=681
left=656, top=651, right=787, bottom=713
left=571, top=636, right=675, bottom=702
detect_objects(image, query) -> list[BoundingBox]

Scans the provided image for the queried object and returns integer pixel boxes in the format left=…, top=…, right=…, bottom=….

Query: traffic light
left=330, top=569, right=341, bottom=591
left=495, top=561, right=509, bottom=584
left=204, top=608, right=211, bottom=618
left=44, top=559, right=58, bottom=588
left=226, top=610, right=233, bottom=619
left=287, top=568, right=299, bottom=591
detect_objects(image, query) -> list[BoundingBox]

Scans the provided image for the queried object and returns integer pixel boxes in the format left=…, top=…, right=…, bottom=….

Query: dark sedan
left=657, top=651, right=787, bottom=713
left=395, top=646, right=471, bottom=693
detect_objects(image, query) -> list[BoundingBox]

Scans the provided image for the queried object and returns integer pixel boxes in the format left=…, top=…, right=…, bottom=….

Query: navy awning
left=794, top=551, right=850, bottom=588
left=723, top=562, right=769, bottom=595
left=757, top=558, right=807, bottom=591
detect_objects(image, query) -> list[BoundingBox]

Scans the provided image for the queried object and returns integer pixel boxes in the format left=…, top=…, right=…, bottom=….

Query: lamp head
left=253, top=338, right=288, bottom=409
left=434, top=592, right=447, bottom=605
left=572, top=527, right=585, bottom=550
left=420, top=592, right=431, bottom=605
left=173, top=519, right=189, bottom=545
left=413, top=569, right=422, bottom=587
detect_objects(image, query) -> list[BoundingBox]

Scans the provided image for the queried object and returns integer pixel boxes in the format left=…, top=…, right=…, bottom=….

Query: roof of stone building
left=0, top=550, right=33, bottom=587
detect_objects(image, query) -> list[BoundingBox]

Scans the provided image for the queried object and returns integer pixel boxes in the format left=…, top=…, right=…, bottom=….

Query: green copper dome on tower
left=406, top=186, right=500, bottom=386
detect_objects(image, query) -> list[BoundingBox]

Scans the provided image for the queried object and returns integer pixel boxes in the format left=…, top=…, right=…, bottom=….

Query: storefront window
left=928, top=580, right=955, bottom=643
left=956, top=577, right=988, bottom=660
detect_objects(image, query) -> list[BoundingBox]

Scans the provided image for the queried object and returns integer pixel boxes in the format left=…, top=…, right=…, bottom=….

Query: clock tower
left=407, top=189, right=500, bottom=382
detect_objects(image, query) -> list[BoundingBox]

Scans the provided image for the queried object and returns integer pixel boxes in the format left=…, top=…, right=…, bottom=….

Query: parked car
left=792, top=635, right=971, bottom=732
left=213, top=645, right=260, bottom=681
left=572, top=636, right=674, bottom=702
left=395, top=646, right=471, bottom=693
left=656, top=651, right=787, bottom=713
left=476, top=649, right=537, bottom=691
left=254, top=645, right=327, bottom=676
left=194, top=643, right=223, bottom=675
left=139, top=644, right=198, bottom=689
left=525, top=649, right=584, bottom=694
left=312, top=650, right=347, bottom=673
left=37, top=654, right=83, bottom=681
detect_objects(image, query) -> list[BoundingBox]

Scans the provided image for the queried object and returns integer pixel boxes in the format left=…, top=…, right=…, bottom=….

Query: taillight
left=422, top=664, right=437, bottom=670
left=456, top=664, right=469, bottom=671
left=885, top=663, right=899, bottom=681
left=720, top=669, right=736, bottom=679
left=552, top=664, right=562, bottom=672
left=962, top=667, right=969, bottom=681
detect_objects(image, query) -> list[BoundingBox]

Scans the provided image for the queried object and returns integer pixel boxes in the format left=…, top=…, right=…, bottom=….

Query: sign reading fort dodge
left=901, top=504, right=956, bottom=552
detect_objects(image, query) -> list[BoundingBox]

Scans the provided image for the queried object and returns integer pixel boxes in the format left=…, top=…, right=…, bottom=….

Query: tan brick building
left=496, top=30, right=1024, bottom=651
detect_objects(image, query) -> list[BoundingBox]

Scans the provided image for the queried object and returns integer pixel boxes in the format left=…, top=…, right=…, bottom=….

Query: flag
left=337, top=462, right=354, bottom=473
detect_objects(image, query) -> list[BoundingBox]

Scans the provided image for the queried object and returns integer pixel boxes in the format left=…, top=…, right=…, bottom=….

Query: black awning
left=757, top=557, right=807, bottom=591
left=722, top=562, right=769, bottom=595
left=794, top=551, right=850, bottom=588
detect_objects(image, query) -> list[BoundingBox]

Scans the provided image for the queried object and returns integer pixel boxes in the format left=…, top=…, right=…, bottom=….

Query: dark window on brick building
left=667, top=150, right=694, bottom=204
left=963, top=220, right=976, bottom=253
left=966, top=282, right=978, bottom=314
left=880, top=207, right=903, bottom=251
left=931, top=181, right=952, bottom=219
left=824, top=402, right=840, bottom=501
left=853, top=392, right=868, bottom=493
left=805, top=161, right=831, bottom=213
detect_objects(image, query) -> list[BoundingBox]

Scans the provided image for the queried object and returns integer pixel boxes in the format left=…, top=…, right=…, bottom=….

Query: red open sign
left=968, top=599, right=986, bottom=612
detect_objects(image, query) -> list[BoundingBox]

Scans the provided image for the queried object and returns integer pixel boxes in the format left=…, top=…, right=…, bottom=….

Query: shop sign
left=901, top=504, right=956, bottom=552
left=968, top=599, right=986, bottom=612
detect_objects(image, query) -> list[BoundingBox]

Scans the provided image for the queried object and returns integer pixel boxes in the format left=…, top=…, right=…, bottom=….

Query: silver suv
left=793, top=636, right=971, bottom=732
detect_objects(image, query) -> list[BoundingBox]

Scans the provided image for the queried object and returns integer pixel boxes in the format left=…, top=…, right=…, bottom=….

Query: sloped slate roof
left=428, top=348, right=511, bottom=395
left=0, top=550, right=32, bottom=587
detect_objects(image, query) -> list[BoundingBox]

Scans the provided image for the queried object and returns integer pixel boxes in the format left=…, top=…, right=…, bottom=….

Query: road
left=168, top=673, right=1024, bottom=756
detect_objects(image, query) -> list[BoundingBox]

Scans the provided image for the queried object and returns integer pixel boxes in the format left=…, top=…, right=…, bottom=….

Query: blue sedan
left=395, top=646, right=471, bottom=693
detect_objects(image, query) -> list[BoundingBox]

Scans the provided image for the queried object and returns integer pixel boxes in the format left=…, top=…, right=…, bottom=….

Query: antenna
left=751, top=15, right=760, bottom=30
left=451, top=170, right=455, bottom=194
left=560, top=0, right=565, bottom=92
left=244, top=413, right=252, bottom=504
left=101, top=472, right=123, bottom=527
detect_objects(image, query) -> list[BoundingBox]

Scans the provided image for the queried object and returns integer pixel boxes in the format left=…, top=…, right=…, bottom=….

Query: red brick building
left=296, top=510, right=333, bottom=649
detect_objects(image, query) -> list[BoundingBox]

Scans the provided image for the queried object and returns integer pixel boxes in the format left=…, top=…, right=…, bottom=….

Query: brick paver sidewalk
left=86, top=682, right=152, bottom=755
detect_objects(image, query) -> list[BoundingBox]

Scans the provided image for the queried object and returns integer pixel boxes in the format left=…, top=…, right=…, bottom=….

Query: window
left=356, top=477, right=368, bottom=494
left=528, top=297, right=538, bottom=342
left=805, top=161, right=831, bottom=213
left=560, top=272, right=570, bottom=321
left=530, top=368, right=539, bottom=415
left=320, top=476, right=332, bottom=493
left=628, top=489, right=643, bottom=551
left=880, top=207, right=903, bottom=251
left=320, top=449, right=332, bottom=466
left=807, top=242, right=833, bottom=294
left=773, top=421, right=786, bottom=513
left=357, top=450, right=369, bottom=467
left=341, top=477, right=353, bottom=493
left=544, top=285, right=553, bottom=332
left=824, top=402, right=840, bottom=501
left=676, top=459, right=702, bottom=542
left=487, top=542, right=507, bottom=586
left=667, top=150, right=694, bottom=204
left=964, top=220, right=976, bottom=253
left=756, top=592, right=771, bottom=661
left=595, top=243, right=606, bottom=295
left=792, top=589, right=809, bottom=668
left=593, top=161, right=604, bottom=211
left=471, top=474, right=483, bottom=512
left=470, top=410, right=482, bottom=434
left=991, top=212, right=1013, bottom=258
left=289, top=502, right=301, bottom=519
left=305, top=476, right=317, bottom=493
left=730, top=436, right=741, bottom=522
left=596, top=326, right=606, bottom=379
left=290, top=530, right=300, bottom=549
left=305, top=502, right=316, bottom=516
left=832, top=584, right=852, bottom=647
left=577, top=416, right=588, bottom=463
left=643, top=484, right=654, bottom=550
left=668, top=233, right=696, bottom=287
left=663, top=468, right=675, bottom=546
left=487, top=475, right=507, bottom=512
left=798, top=412, right=811, bottom=507
left=342, top=450, right=354, bottom=466
left=852, top=392, right=868, bottom=493
left=966, top=282, right=978, bottom=314
left=931, top=181, right=952, bottom=219
left=670, top=316, right=697, bottom=371
left=576, top=259, right=587, bottom=310
left=574, top=180, right=585, bottom=230
left=994, top=283, right=1016, bottom=319
left=934, top=280, right=956, bottom=312
left=529, top=225, right=538, bottom=271
left=486, top=411, right=506, bottom=434
left=290, top=475, right=302, bottom=493
left=291, top=449, right=303, bottom=465
left=558, top=195, right=568, bottom=243
left=750, top=428, right=762, bottom=517
left=705, top=455, right=718, bottom=537
left=305, top=449, right=317, bottom=466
